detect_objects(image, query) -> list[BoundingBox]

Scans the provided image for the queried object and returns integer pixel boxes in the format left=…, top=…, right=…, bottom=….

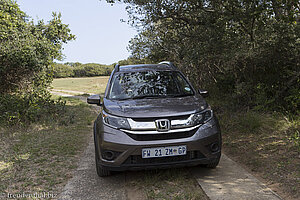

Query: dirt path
left=192, top=154, right=282, bottom=200
left=58, top=134, right=127, bottom=200
left=53, top=92, right=127, bottom=199
left=51, top=89, right=95, bottom=95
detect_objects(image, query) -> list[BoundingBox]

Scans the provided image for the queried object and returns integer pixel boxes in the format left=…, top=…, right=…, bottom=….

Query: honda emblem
left=155, top=119, right=170, bottom=131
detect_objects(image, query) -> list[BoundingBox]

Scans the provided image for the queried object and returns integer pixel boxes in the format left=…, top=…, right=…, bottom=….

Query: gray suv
left=87, top=61, right=221, bottom=176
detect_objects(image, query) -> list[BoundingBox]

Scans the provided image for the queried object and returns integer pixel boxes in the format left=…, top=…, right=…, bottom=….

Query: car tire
left=95, top=150, right=111, bottom=177
left=94, top=125, right=111, bottom=177
left=205, top=157, right=220, bottom=168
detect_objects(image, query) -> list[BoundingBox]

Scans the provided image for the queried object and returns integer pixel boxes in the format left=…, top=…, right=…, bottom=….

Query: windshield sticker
left=185, top=87, right=191, bottom=92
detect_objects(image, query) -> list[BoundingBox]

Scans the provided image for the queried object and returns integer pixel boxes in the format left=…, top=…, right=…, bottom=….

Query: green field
left=52, top=76, right=110, bottom=94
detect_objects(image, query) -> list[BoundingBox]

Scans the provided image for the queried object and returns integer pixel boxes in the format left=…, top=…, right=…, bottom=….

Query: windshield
left=108, top=71, right=194, bottom=100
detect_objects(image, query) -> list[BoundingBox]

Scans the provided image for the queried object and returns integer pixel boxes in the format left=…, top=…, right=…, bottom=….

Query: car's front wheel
left=94, top=125, right=111, bottom=177
left=205, top=155, right=221, bottom=168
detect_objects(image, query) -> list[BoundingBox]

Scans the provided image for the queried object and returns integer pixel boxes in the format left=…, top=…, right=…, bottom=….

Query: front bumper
left=95, top=117, right=221, bottom=171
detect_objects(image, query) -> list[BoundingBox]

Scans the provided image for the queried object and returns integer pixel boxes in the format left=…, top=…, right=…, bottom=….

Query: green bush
left=0, top=93, right=66, bottom=126
left=53, top=63, right=114, bottom=78
left=52, top=63, right=74, bottom=78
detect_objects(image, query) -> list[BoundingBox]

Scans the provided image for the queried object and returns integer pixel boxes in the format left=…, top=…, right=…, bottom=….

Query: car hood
left=103, top=95, right=208, bottom=118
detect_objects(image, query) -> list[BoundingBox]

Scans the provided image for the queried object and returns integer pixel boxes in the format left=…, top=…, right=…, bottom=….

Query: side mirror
left=198, top=89, right=209, bottom=98
left=87, top=94, right=102, bottom=106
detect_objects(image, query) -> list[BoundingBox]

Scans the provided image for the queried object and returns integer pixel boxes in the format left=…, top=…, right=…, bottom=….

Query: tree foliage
left=0, top=0, right=75, bottom=125
left=0, top=0, right=75, bottom=94
left=108, top=0, right=300, bottom=113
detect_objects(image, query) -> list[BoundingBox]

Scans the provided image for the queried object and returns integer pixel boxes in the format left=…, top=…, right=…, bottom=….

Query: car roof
left=118, top=64, right=178, bottom=72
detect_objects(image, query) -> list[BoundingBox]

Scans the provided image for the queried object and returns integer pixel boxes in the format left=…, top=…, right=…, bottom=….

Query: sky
left=18, top=0, right=137, bottom=65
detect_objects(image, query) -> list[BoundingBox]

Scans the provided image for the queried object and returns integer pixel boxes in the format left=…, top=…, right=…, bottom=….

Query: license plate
left=142, top=145, right=187, bottom=158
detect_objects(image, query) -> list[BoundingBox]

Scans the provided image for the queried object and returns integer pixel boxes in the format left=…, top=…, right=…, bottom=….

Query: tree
left=107, top=0, right=300, bottom=113
left=0, top=0, right=75, bottom=94
left=0, top=0, right=75, bottom=125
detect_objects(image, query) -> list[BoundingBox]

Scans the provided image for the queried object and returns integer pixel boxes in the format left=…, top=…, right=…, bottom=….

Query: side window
left=176, top=73, right=193, bottom=94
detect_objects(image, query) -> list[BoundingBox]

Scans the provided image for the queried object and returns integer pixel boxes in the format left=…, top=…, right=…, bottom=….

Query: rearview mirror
left=198, top=89, right=209, bottom=98
left=87, top=94, right=102, bottom=106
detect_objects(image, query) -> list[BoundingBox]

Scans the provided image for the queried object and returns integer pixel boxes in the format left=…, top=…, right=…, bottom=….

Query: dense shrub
left=0, top=93, right=66, bottom=126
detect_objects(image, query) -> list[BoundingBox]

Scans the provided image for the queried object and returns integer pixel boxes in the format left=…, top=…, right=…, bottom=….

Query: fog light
left=210, top=143, right=219, bottom=152
left=103, top=150, right=114, bottom=160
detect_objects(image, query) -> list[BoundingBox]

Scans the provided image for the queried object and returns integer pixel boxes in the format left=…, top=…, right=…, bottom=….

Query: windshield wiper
left=166, top=94, right=193, bottom=98
left=117, top=95, right=166, bottom=100
left=117, top=94, right=193, bottom=100
left=131, top=95, right=165, bottom=99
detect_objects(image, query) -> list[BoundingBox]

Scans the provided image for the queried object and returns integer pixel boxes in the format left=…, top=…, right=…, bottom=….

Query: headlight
left=171, top=109, right=213, bottom=129
left=102, top=111, right=130, bottom=129
left=190, top=109, right=213, bottom=126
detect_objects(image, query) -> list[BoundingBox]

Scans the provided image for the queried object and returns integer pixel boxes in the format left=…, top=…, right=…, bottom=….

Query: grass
left=0, top=96, right=97, bottom=198
left=214, top=107, right=300, bottom=200
left=126, top=168, right=208, bottom=200
left=52, top=76, right=110, bottom=95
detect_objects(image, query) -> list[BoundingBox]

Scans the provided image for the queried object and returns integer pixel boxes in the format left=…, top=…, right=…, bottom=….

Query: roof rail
left=114, top=64, right=120, bottom=72
left=158, top=61, right=177, bottom=69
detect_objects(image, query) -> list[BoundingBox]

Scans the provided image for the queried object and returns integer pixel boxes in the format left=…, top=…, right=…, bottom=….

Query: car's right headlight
left=102, top=110, right=130, bottom=129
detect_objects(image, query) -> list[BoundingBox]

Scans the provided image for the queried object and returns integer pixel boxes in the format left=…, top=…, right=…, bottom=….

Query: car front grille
left=125, top=128, right=198, bottom=141
left=131, top=115, right=190, bottom=122
left=123, top=151, right=205, bottom=165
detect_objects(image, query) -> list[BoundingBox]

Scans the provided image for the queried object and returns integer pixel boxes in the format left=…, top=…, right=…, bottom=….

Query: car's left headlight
left=190, top=109, right=213, bottom=126
left=171, top=108, right=213, bottom=129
